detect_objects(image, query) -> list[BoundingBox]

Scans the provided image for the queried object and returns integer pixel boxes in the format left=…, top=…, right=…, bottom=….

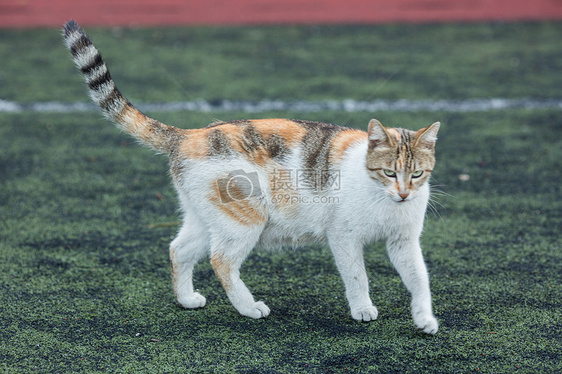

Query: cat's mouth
left=393, top=195, right=413, bottom=203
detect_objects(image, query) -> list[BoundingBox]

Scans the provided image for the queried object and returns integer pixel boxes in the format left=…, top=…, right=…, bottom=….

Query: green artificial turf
left=1, top=22, right=561, bottom=373
left=2, top=22, right=562, bottom=103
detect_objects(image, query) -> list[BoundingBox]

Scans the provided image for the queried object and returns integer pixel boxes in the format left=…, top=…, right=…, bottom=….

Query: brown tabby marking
left=384, top=127, right=401, bottom=143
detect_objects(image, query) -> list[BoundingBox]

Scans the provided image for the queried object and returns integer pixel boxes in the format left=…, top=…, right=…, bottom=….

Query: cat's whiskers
left=430, top=184, right=453, bottom=199
left=426, top=199, right=444, bottom=222
left=427, top=182, right=451, bottom=222
left=373, top=194, right=390, bottom=206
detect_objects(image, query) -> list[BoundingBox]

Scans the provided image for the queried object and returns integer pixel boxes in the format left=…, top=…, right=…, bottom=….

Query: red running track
left=1, top=0, right=562, bottom=28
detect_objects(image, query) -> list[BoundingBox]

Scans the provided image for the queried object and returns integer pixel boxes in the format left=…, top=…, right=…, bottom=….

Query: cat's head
left=365, top=119, right=440, bottom=203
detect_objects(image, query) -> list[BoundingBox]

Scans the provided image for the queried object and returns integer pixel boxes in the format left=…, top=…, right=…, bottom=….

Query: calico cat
left=63, top=20, right=440, bottom=334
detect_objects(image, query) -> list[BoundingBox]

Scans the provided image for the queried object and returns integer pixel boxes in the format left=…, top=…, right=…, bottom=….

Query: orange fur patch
left=216, top=124, right=245, bottom=154
left=250, top=119, right=307, bottom=145
left=209, top=179, right=267, bottom=226
left=117, top=105, right=149, bottom=141
left=179, top=128, right=214, bottom=159
left=169, top=246, right=179, bottom=296
left=329, top=129, right=368, bottom=163
left=210, top=253, right=233, bottom=292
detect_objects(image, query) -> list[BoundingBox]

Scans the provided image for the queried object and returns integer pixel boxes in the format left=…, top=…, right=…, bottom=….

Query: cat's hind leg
left=209, top=227, right=270, bottom=319
left=170, top=210, right=209, bottom=309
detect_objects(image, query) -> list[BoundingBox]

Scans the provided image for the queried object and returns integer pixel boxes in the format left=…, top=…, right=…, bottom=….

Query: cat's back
left=177, top=118, right=367, bottom=171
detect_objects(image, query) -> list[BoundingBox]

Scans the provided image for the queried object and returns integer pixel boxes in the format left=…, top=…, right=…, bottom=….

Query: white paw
left=239, top=301, right=271, bottom=319
left=413, top=313, right=439, bottom=335
left=177, top=292, right=206, bottom=309
left=351, top=305, right=379, bottom=322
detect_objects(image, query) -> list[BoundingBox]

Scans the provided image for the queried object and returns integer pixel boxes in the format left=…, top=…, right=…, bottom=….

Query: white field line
left=1, top=98, right=561, bottom=114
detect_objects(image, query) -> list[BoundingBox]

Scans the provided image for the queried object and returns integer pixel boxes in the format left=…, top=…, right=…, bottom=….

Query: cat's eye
left=383, top=169, right=397, bottom=178
left=412, top=170, right=424, bottom=178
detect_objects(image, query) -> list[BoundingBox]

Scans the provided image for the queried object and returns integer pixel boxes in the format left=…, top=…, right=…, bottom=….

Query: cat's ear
left=368, top=119, right=395, bottom=148
left=414, top=122, right=440, bottom=150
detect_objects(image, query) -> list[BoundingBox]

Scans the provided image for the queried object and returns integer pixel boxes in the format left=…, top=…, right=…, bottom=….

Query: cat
left=63, top=20, right=440, bottom=334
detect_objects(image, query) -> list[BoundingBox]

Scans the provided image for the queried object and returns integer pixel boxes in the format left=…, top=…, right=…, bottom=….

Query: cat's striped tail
left=63, top=20, right=182, bottom=154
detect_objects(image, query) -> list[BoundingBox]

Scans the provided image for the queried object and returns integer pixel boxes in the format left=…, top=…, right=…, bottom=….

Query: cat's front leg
left=386, top=236, right=438, bottom=334
left=328, top=236, right=378, bottom=321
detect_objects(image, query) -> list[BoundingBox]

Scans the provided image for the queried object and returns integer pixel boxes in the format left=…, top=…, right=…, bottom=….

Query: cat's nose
left=398, top=192, right=409, bottom=200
